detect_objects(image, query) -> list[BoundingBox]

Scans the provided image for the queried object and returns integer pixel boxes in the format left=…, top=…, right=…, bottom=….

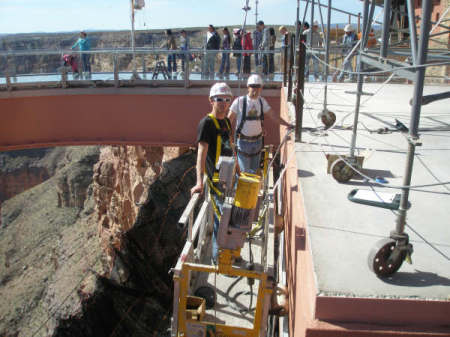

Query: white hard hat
left=210, top=82, right=232, bottom=98
left=247, top=74, right=263, bottom=86
left=313, top=21, right=319, bottom=26
left=344, top=24, right=354, bottom=32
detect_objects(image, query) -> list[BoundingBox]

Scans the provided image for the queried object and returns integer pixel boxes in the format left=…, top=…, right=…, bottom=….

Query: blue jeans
left=237, top=138, right=262, bottom=174
left=219, top=52, right=230, bottom=74
left=211, top=192, right=223, bottom=263
left=81, top=53, right=91, bottom=73
left=235, top=55, right=242, bottom=74
left=203, top=52, right=216, bottom=79
left=167, top=54, right=177, bottom=73
left=338, top=53, right=354, bottom=81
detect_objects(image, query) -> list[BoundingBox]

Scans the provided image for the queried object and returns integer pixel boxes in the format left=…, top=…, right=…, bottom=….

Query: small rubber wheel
left=330, top=159, right=354, bottom=183
left=368, top=238, right=406, bottom=277
left=194, top=286, right=216, bottom=309
left=321, top=110, right=336, bottom=129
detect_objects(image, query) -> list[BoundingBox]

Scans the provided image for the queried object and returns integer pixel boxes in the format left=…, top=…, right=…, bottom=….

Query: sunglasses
left=248, top=84, right=262, bottom=88
left=212, top=97, right=232, bottom=102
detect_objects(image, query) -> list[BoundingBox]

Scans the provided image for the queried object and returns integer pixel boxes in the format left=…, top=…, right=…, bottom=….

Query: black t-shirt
left=196, top=115, right=233, bottom=180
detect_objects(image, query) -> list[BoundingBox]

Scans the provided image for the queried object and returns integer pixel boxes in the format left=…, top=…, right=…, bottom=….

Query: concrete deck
left=294, top=82, right=450, bottom=326
left=282, top=83, right=450, bottom=336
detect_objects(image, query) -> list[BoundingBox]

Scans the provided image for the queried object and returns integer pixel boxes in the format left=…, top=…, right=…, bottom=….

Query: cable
left=31, top=251, right=103, bottom=337
left=304, top=41, right=450, bottom=76
left=297, top=88, right=450, bottom=191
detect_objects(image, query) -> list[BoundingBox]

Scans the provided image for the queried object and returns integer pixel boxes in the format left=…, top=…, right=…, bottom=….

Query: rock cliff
left=0, top=145, right=195, bottom=336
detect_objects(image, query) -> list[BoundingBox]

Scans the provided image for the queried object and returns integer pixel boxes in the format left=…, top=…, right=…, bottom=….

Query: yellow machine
left=171, top=148, right=275, bottom=337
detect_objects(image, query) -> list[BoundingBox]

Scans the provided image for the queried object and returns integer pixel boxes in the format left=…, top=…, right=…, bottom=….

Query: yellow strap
left=208, top=113, right=221, bottom=166
left=207, top=176, right=222, bottom=197
left=209, top=190, right=221, bottom=220
left=208, top=113, right=231, bottom=167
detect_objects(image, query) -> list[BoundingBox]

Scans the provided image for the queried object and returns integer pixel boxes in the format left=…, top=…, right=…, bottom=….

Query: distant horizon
left=0, top=0, right=380, bottom=35
left=1, top=23, right=379, bottom=37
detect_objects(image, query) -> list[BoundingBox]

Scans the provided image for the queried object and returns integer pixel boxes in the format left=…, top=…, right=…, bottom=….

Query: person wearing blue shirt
left=72, top=31, right=91, bottom=77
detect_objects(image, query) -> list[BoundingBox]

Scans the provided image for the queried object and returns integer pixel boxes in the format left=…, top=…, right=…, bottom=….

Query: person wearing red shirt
left=242, top=31, right=253, bottom=76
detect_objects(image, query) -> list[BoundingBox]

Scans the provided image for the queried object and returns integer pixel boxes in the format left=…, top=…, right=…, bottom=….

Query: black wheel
left=330, top=158, right=354, bottom=183
left=368, top=238, right=406, bottom=277
left=321, top=110, right=336, bottom=129
left=194, top=286, right=216, bottom=309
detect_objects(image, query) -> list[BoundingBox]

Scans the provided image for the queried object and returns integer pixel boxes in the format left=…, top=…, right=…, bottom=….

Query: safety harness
left=236, top=96, right=264, bottom=157
left=206, top=113, right=232, bottom=205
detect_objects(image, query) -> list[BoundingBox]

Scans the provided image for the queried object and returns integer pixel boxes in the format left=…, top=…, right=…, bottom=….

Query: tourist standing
left=71, top=31, right=91, bottom=77
left=232, top=29, right=243, bottom=77
left=219, top=27, right=232, bottom=78
left=161, top=29, right=177, bottom=78
left=179, top=29, right=190, bottom=72
left=204, top=25, right=221, bottom=79
left=242, top=31, right=253, bottom=76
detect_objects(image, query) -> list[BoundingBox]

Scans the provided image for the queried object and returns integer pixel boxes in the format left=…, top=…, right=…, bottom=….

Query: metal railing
left=0, top=48, right=287, bottom=90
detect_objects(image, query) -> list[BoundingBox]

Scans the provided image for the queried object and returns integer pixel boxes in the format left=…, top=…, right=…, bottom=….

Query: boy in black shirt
left=191, top=82, right=233, bottom=264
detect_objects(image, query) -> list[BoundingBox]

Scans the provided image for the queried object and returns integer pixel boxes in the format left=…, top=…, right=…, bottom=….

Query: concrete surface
left=296, top=82, right=450, bottom=300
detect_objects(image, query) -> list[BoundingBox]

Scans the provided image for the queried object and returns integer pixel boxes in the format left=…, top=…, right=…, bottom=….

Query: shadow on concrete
left=382, top=269, right=450, bottom=287
left=297, top=169, right=315, bottom=178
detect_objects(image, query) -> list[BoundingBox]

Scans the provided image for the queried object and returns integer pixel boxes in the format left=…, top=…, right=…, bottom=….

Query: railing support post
left=295, top=36, right=306, bottom=142
left=61, top=66, right=67, bottom=88
left=113, top=55, right=119, bottom=88
left=184, top=50, right=190, bottom=88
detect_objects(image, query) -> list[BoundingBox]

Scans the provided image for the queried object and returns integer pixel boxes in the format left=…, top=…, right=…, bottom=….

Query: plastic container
left=234, top=173, right=261, bottom=209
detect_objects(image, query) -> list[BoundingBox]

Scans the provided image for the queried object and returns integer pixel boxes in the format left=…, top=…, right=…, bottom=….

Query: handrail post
left=282, top=41, right=288, bottom=86
left=113, top=54, right=119, bottom=88
left=6, top=71, right=11, bottom=91
left=295, top=36, right=306, bottom=142
left=184, top=49, right=190, bottom=88
left=61, top=66, right=67, bottom=88
left=142, top=57, right=146, bottom=78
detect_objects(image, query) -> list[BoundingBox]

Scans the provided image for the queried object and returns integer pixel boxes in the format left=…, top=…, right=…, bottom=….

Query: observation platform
left=0, top=73, right=282, bottom=151
left=280, top=82, right=450, bottom=336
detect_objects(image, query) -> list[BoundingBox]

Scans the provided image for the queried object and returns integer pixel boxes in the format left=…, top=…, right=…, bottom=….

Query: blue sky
left=1, top=0, right=373, bottom=34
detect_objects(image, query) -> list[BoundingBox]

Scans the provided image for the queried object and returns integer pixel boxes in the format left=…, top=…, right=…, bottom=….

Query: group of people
left=203, top=21, right=278, bottom=79
left=191, top=75, right=292, bottom=263
left=68, top=22, right=374, bottom=83
left=159, top=22, right=280, bottom=80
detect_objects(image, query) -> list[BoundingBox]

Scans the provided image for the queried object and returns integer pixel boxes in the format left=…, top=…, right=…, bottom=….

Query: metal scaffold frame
left=286, top=0, right=449, bottom=277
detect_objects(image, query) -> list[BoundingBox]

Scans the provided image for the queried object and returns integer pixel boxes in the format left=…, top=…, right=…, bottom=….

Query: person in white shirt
left=303, top=21, right=323, bottom=81
left=228, top=74, right=293, bottom=173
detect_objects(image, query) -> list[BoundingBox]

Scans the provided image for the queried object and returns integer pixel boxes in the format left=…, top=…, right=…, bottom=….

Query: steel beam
left=396, top=0, right=433, bottom=235
left=406, top=0, right=418, bottom=64
left=359, top=54, right=416, bottom=81
left=380, top=0, right=391, bottom=58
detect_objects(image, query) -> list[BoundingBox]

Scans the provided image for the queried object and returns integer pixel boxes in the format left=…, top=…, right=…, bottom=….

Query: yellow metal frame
left=176, top=249, right=272, bottom=337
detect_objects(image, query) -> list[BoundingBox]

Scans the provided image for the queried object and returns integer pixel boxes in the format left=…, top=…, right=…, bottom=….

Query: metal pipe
left=287, top=35, right=295, bottom=101
left=396, top=0, right=433, bottom=234
left=295, top=38, right=306, bottom=142
left=295, top=0, right=301, bottom=54
left=380, top=0, right=391, bottom=58
left=130, top=0, right=137, bottom=74
left=349, top=0, right=370, bottom=158
left=323, top=0, right=332, bottom=110
left=309, top=0, right=315, bottom=52
left=317, top=0, right=327, bottom=44
left=406, top=0, right=418, bottom=64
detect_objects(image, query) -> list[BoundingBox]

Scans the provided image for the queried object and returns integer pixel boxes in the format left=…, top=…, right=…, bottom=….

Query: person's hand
left=190, top=183, right=203, bottom=196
